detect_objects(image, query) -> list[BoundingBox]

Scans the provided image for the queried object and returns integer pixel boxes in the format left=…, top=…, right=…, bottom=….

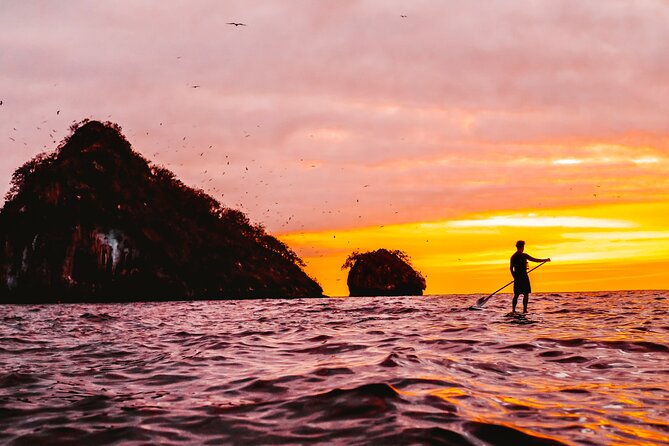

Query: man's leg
left=522, top=293, right=529, bottom=313
left=512, top=293, right=519, bottom=313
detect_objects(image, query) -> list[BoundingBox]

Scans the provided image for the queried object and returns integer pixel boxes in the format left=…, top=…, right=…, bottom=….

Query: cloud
left=1, top=0, right=669, bottom=232
left=446, top=215, right=636, bottom=229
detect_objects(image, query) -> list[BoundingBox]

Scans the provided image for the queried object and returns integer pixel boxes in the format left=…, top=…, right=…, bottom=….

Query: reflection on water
left=1, top=291, right=668, bottom=445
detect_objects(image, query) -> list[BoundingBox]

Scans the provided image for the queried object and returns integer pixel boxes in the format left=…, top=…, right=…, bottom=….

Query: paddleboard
left=503, top=312, right=538, bottom=324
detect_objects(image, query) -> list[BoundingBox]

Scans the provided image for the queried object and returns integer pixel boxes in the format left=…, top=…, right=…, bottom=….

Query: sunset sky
left=1, top=1, right=668, bottom=296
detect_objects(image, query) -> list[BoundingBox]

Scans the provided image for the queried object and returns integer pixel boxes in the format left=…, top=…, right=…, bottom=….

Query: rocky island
left=0, top=120, right=323, bottom=303
left=342, top=249, right=426, bottom=297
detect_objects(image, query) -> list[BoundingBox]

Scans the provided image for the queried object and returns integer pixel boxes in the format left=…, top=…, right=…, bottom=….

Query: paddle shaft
left=475, top=261, right=547, bottom=307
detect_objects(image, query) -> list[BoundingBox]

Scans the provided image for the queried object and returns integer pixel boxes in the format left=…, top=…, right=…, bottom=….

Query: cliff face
left=342, top=249, right=426, bottom=297
left=0, top=120, right=323, bottom=302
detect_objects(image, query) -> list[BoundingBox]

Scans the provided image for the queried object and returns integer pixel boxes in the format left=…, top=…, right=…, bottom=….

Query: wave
left=0, top=291, right=667, bottom=445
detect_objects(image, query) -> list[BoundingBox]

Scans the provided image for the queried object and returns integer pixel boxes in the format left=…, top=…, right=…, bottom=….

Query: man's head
left=516, top=240, right=525, bottom=251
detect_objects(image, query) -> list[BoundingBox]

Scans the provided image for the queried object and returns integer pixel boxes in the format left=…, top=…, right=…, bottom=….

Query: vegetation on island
left=0, top=120, right=323, bottom=302
left=342, top=248, right=426, bottom=297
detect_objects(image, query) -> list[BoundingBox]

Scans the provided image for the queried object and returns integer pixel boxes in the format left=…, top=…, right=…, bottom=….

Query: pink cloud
left=1, top=1, right=668, bottom=233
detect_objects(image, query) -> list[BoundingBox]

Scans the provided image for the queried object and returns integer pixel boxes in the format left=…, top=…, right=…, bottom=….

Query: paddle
left=470, top=261, right=548, bottom=309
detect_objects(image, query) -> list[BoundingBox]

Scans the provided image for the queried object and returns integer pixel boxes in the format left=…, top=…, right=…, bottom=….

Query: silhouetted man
left=510, top=240, right=550, bottom=314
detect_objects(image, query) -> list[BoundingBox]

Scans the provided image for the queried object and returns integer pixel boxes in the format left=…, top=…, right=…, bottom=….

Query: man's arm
left=526, top=254, right=550, bottom=263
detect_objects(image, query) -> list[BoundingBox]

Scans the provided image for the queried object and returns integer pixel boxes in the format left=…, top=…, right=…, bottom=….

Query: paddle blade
left=475, top=295, right=490, bottom=306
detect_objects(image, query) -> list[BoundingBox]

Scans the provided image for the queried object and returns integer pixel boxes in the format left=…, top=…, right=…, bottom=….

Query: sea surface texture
left=1, top=291, right=668, bottom=445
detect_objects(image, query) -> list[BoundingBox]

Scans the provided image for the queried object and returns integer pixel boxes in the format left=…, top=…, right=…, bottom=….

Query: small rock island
left=342, top=249, right=426, bottom=297
left=0, top=120, right=323, bottom=303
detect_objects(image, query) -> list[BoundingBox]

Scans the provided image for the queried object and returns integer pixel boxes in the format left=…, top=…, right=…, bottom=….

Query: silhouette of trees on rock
left=5, top=152, right=57, bottom=202
left=0, top=120, right=321, bottom=302
left=342, top=248, right=426, bottom=297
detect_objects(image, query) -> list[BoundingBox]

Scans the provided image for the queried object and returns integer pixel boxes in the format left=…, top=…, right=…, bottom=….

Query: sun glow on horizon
left=446, top=215, right=635, bottom=229
left=280, top=202, right=669, bottom=296
left=633, top=157, right=660, bottom=164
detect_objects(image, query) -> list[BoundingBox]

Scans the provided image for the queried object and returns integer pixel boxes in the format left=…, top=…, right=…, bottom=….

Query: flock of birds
left=2, top=14, right=414, bottom=239
left=1, top=100, right=392, bottom=245
left=146, top=129, right=387, bottom=236
left=1, top=12, right=619, bottom=259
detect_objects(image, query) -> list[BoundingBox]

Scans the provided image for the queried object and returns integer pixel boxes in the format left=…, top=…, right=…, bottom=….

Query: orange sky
left=281, top=201, right=669, bottom=296
left=1, top=2, right=668, bottom=295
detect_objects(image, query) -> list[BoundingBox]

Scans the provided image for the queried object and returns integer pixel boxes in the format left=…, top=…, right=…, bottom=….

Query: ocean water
left=1, top=291, right=668, bottom=446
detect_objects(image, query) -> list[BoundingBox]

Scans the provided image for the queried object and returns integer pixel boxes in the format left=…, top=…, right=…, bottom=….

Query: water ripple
left=0, top=291, right=668, bottom=445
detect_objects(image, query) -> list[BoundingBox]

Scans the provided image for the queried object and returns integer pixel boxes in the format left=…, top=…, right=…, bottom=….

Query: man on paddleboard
left=510, top=240, right=550, bottom=314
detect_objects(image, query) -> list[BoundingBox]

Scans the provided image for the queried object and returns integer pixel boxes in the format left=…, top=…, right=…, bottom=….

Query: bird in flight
left=227, top=22, right=247, bottom=26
